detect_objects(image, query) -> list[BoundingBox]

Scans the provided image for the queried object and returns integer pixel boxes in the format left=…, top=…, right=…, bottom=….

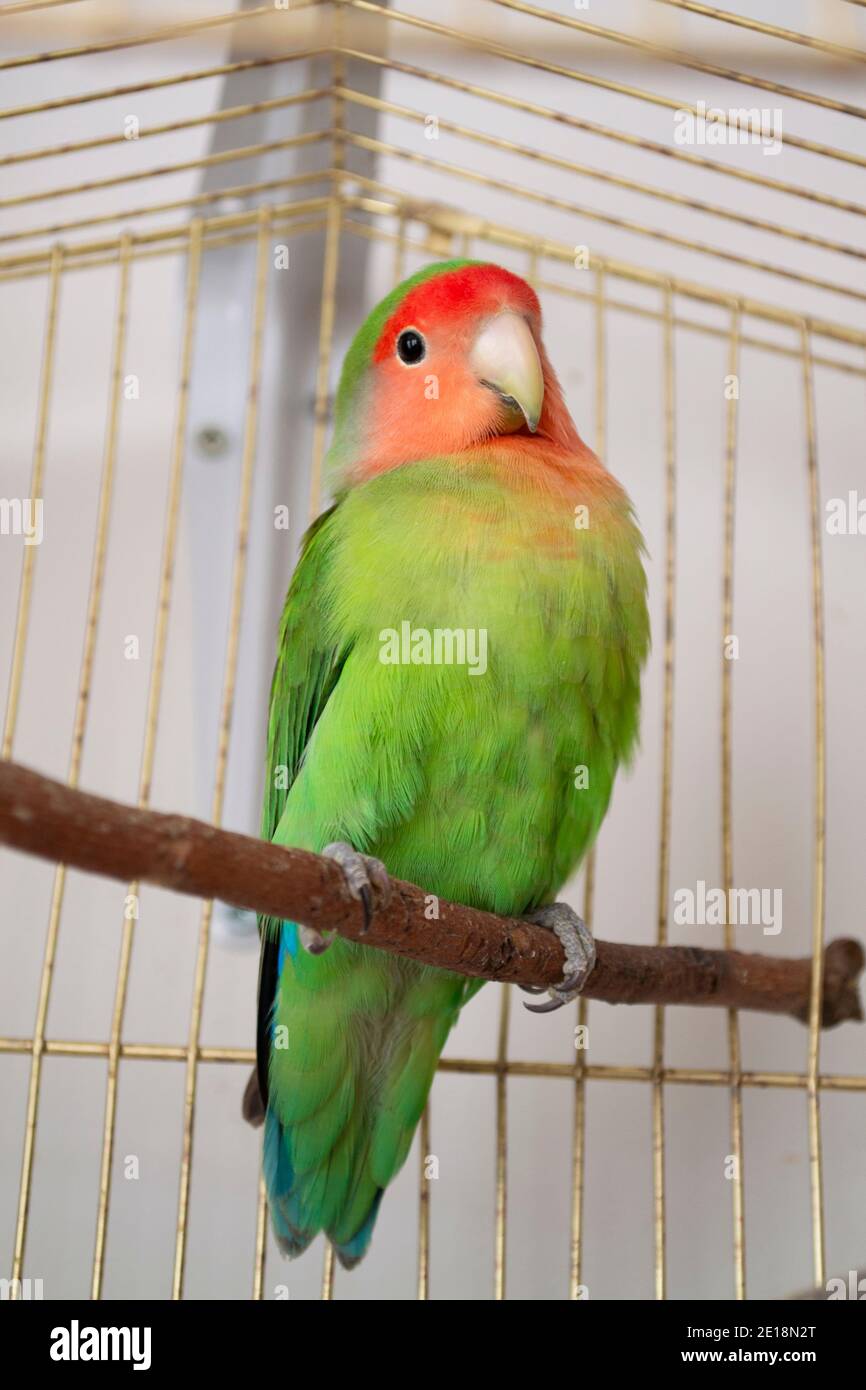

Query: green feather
left=260, top=451, right=647, bottom=1262
left=258, top=267, right=649, bottom=1266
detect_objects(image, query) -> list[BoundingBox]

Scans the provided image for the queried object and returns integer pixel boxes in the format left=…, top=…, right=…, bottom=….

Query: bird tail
left=263, top=971, right=474, bottom=1265
left=261, top=933, right=479, bottom=1268
left=249, top=1068, right=377, bottom=1265
left=263, top=1095, right=387, bottom=1268
left=263, top=1107, right=318, bottom=1260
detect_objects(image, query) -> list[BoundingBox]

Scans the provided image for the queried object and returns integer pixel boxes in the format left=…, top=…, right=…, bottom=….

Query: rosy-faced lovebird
left=253, top=260, right=649, bottom=1268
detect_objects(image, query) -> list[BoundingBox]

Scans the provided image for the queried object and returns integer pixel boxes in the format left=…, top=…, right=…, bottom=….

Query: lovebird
left=250, top=260, right=649, bottom=1269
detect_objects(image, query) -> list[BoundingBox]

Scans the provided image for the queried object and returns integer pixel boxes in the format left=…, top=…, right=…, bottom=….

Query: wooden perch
left=0, top=760, right=862, bottom=1028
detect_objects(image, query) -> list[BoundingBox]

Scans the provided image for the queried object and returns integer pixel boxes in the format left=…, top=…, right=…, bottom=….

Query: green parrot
left=251, top=260, right=649, bottom=1268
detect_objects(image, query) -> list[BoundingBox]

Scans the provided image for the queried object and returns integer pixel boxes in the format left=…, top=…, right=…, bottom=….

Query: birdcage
left=1, top=0, right=865, bottom=1304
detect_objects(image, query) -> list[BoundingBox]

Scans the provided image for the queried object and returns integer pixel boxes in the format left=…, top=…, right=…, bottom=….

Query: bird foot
left=520, top=902, right=596, bottom=1013
left=317, top=841, right=391, bottom=944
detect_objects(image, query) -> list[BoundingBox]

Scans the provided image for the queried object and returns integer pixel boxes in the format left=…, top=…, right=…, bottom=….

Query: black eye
left=396, top=329, right=426, bottom=365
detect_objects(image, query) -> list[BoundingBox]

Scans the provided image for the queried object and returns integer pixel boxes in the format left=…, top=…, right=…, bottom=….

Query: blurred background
left=1, top=0, right=865, bottom=1301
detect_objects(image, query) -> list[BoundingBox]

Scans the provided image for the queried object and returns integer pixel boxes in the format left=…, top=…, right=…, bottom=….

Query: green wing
left=261, top=502, right=347, bottom=846
left=256, top=502, right=348, bottom=1105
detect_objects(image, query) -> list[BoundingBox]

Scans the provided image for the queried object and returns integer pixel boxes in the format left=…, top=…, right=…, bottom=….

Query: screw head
left=195, top=424, right=230, bottom=458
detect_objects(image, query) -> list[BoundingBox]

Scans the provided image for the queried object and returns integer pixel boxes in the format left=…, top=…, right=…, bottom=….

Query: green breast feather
left=257, top=450, right=648, bottom=1267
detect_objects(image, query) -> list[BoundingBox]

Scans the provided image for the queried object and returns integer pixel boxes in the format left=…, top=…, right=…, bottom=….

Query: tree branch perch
left=0, top=760, right=862, bottom=1028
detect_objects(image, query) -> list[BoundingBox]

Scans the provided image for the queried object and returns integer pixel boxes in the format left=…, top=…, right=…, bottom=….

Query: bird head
left=327, top=260, right=579, bottom=484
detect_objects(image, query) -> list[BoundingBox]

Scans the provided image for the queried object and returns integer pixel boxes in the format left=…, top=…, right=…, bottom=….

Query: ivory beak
left=469, top=311, right=544, bottom=433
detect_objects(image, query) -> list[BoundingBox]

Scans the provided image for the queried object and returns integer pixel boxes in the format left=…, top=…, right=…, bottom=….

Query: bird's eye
left=396, top=329, right=426, bottom=365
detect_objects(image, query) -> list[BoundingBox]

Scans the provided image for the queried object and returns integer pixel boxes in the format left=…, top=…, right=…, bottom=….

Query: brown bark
left=0, top=759, right=861, bottom=1027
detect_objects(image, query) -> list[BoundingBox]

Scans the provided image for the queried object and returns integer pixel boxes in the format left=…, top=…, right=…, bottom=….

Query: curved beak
left=469, top=311, right=544, bottom=433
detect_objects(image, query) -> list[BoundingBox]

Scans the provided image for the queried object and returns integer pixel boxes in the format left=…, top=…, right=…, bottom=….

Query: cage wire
left=0, top=0, right=865, bottom=1302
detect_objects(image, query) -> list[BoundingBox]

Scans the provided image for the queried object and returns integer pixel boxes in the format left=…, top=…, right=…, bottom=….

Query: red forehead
left=373, top=264, right=540, bottom=363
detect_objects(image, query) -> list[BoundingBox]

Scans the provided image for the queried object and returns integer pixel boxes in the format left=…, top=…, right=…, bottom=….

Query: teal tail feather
left=332, top=1191, right=384, bottom=1270
left=263, top=1107, right=314, bottom=1260
left=263, top=1105, right=384, bottom=1268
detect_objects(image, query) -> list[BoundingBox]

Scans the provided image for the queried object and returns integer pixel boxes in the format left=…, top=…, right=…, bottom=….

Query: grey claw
left=359, top=884, right=373, bottom=932
left=521, top=903, right=596, bottom=1014
left=524, top=994, right=569, bottom=1015
left=559, top=970, right=588, bottom=995
left=322, top=841, right=391, bottom=935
